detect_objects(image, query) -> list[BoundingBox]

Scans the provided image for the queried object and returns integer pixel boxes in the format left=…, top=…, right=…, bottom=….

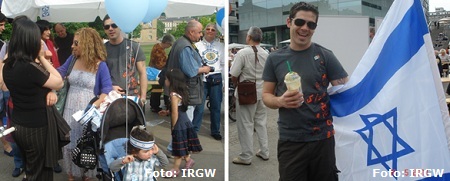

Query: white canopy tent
left=438, top=17, right=450, bottom=24
left=1, top=0, right=223, bottom=22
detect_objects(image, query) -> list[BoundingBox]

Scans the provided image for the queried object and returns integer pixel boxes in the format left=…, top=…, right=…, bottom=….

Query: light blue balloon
left=143, top=0, right=168, bottom=23
left=105, top=0, right=149, bottom=33
left=216, top=8, right=225, bottom=27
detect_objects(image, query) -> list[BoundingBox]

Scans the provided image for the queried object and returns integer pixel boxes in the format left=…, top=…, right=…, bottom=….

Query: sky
left=429, top=0, right=450, bottom=12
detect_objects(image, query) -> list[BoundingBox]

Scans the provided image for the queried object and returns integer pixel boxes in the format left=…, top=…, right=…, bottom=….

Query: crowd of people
left=0, top=10, right=226, bottom=180
left=0, top=1, right=359, bottom=181
left=229, top=2, right=347, bottom=181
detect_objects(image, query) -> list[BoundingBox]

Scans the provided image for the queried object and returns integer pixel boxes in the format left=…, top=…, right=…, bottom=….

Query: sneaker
left=53, top=163, right=62, bottom=173
left=185, top=158, right=195, bottom=169
left=256, top=152, right=269, bottom=161
left=232, top=157, right=251, bottom=165
left=211, top=134, right=222, bottom=140
left=12, top=168, right=24, bottom=177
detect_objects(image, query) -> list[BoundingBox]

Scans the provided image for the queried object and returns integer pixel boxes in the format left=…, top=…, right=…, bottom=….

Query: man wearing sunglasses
left=103, top=15, right=147, bottom=107
left=262, top=2, right=348, bottom=180
left=194, top=23, right=225, bottom=140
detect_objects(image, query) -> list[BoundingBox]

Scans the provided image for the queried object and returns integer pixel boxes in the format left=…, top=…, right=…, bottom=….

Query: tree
left=168, top=22, right=187, bottom=39
left=157, top=20, right=165, bottom=39
left=1, top=23, right=12, bottom=41
left=167, top=13, right=219, bottom=39
left=198, top=14, right=216, bottom=27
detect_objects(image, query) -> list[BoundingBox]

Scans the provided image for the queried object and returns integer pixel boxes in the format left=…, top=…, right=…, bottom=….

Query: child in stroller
left=109, top=126, right=168, bottom=180
left=97, top=98, right=153, bottom=180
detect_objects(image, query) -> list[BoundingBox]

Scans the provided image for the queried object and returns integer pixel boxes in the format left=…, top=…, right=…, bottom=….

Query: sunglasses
left=206, top=28, right=216, bottom=32
left=103, top=23, right=118, bottom=30
left=292, top=18, right=317, bottom=30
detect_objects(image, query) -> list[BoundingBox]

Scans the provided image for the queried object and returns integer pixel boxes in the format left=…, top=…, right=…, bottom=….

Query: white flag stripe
left=331, top=0, right=450, bottom=180
left=336, top=0, right=415, bottom=92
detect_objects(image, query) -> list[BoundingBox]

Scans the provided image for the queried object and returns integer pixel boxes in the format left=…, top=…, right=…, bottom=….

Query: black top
left=3, top=61, right=50, bottom=127
left=54, top=33, right=74, bottom=65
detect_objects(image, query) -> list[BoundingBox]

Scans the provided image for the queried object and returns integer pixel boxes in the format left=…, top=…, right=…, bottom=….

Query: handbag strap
left=66, top=56, right=77, bottom=77
left=238, top=46, right=259, bottom=83
left=251, top=46, right=258, bottom=82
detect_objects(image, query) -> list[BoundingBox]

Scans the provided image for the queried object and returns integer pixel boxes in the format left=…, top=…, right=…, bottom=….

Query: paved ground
left=0, top=101, right=225, bottom=181
left=228, top=108, right=280, bottom=181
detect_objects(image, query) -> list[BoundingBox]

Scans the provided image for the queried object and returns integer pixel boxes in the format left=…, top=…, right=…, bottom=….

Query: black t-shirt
left=3, top=61, right=50, bottom=127
left=55, top=33, right=74, bottom=65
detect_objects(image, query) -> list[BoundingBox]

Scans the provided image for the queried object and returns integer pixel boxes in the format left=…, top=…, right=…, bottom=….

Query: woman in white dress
left=56, top=27, right=113, bottom=181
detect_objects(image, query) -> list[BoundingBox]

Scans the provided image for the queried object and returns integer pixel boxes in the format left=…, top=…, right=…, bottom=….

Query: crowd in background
left=0, top=11, right=223, bottom=180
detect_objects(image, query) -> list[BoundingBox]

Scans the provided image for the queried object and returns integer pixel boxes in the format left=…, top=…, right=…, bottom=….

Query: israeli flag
left=330, top=0, right=450, bottom=180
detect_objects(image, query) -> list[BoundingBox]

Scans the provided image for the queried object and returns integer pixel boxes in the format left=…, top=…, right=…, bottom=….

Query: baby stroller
left=97, top=98, right=147, bottom=181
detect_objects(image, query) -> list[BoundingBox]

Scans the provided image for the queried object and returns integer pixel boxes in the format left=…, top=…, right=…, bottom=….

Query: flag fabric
left=330, top=0, right=450, bottom=180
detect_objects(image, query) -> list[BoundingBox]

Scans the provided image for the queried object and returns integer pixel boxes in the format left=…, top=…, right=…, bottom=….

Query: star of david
left=354, top=107, right=414, bottom=179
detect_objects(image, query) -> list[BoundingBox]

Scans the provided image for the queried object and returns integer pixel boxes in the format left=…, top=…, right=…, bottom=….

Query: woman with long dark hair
left=3, top=17, right=63, bottom=181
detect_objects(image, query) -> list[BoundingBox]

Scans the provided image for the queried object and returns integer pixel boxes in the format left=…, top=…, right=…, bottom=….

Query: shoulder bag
left=55, top=56, right=76, bottom=114
left=237, top=46, right=258, bottom=105
left=71, top=122, right=98, bottom=170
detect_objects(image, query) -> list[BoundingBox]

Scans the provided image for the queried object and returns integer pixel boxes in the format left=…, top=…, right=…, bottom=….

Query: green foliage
left=88, top=16, right=106, bottom=38
left=167, top=13, right=218, bottom=39
left=131, top=24, right=142, bottom=38
left=64, top=22, right=89, bottom=35
left=168, top=22, right=187, bottom=39
left=198, top=14, right=216, bottom=28
left=1, top=23, right=12, bottom=41
left=157, top=20, right=165, bottom=39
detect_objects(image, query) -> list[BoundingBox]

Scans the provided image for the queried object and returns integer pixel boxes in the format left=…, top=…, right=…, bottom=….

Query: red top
left=45, top=39, right=60, bottom=68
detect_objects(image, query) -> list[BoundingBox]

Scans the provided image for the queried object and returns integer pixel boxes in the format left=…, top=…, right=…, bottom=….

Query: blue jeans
left=10, top=142, right=24, bottom=169
left=192, top=81, right=223, bottom=135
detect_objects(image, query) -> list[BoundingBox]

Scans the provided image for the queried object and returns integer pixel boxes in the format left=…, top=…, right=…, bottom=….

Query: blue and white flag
left=330, top=0, right=450, bottom=180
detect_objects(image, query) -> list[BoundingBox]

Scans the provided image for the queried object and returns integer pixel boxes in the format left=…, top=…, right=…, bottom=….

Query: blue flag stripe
left=330, top=0, right=428, bottom=117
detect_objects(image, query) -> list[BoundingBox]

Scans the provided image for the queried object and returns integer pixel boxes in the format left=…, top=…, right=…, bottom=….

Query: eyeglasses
left=292, top=18, right=317, bottom=30
left=73, top=40, right=79, bottom=46
left=103, top=23, right=118, bottom=30
left=206, top=28, right=216, bottom=32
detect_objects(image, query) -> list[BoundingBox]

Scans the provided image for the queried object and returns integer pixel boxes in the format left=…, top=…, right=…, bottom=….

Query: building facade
left=134, top=19, right=158, bottom=44
left=231, top=0, right=430, bottom=47
left=160, top=17, right=193, bottom=33
left=429, top=7, right=450, bottom=26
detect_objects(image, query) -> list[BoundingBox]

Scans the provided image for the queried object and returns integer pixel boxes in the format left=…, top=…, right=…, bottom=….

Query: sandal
left=185, top=158, right=195, bottom=169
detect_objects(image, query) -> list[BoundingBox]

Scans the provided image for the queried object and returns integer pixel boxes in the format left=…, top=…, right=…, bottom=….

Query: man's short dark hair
left=0, top=12, right=7, bottom=23
left=289, top=2, right=319, bottom=23
left=103, top=14, right=110, bottom=25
